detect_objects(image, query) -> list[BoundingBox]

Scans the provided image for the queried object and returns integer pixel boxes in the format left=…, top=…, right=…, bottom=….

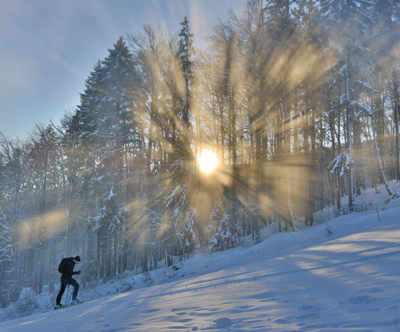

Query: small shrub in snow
left=117, top=279, right=135, bottom=293
left=1, top=287, right=40, bottom=321
left=326, top=226, right=333, bottom=236
left=172, top=263, right=182, bottom=271
left=141, top=272, right=154, bottom=287
left=335, top=207, right=349, bottom=217
left=354, top=200, right=368, bottom=213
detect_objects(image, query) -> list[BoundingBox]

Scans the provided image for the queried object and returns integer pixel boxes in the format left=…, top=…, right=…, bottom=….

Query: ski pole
left=65, top=285, right=72, bottom=306
left=75, top=272, right=81, bottom=300
left=376, top=206, right=381, bottom=222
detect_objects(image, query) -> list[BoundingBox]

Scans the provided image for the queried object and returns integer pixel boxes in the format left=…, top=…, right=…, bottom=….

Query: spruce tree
left=178, top=17, right=195, bottom=127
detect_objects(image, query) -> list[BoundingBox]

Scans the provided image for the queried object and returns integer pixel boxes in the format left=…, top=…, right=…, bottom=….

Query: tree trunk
left=393, top=70, right=400, bottom=181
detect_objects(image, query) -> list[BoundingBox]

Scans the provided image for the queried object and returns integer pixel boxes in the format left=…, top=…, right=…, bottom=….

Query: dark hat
left=74, top=255, right=81, bottom=262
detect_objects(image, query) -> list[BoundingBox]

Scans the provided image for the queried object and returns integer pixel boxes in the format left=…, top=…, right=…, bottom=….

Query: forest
left=0, top=0, right=399, bottom=307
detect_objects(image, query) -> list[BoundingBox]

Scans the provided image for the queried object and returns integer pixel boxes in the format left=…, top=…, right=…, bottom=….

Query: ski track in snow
left=2, top=183, right=400, bottom=331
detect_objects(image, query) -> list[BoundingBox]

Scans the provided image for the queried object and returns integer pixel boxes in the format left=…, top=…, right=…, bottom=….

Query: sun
left=198, top=150, right=218, bottom=173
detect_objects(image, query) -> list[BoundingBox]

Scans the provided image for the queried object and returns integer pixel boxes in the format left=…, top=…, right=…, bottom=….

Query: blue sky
left=0, top=0, right=244, bottom=139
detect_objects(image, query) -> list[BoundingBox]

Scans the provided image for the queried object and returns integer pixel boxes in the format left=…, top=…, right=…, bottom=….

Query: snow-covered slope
left=2, top=183, right=400, bottom=331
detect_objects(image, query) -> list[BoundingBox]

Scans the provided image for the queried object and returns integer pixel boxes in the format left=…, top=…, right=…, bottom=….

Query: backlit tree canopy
left=0, top=0, right=399, bottom=306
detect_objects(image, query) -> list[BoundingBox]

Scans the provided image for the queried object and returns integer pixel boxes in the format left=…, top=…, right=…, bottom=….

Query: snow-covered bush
left=117, top=279, right=135, bottom=293
left=141, top=272, right=154, bottom=287
left=353, top=199, right=372, bottom=213
left=0, top=287, right=40, bottom=321
left=15, top=288, right=40, bottom=313
left=208, top=200, right=241, bottom=251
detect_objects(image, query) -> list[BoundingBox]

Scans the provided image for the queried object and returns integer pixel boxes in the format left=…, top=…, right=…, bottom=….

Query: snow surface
left=2, top=183, right=400, bottom=331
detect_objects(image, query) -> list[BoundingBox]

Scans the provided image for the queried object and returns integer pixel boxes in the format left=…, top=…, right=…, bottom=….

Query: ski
left=54, top=301, right=84, bottom=310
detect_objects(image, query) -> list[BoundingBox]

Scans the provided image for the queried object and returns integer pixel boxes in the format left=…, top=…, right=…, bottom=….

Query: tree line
left=0, top=0, right=399, bottom=307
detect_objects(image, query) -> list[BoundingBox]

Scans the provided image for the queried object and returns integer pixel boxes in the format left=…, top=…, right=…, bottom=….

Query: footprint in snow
left=349, top=295, right=374, bottom=304
left=296, top=312, right=320, bottom=319
left=212, top=318, right=234, bottom=328
left=142, top=308, right=160, bottom=314
left=358, top=287, right=383, bottom=294
left=368, top=287, right=384, bottom=294
left=298, top=304, right=313, bottom=310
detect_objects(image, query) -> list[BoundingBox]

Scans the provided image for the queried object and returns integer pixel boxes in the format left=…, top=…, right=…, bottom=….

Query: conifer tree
left=178, top=17, right=195, bottom=127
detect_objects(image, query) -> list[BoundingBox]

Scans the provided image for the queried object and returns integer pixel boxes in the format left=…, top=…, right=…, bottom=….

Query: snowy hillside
left=1, top=183, right=400, bottom=331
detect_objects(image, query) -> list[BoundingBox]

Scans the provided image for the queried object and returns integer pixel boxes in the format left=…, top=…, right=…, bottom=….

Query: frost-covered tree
left=0, top=135, right=29, bottom=222
left=207, top=194, right=242, bottom=251
left=93, top=187, right=127, bottom=278
left=27, top=124, right=60, bottom=216
left=75, top=60, right=102, bottom=165
left=26, top=124, right=62, bottom=293
left=96, top=37, right=138, bottom=173
left=165, top=159, right=199, bottom=260
left=369, top=0, right=400, bottom=185
left=72, top=37, right=139, bottom=278
left=178, top=17, right=195, bottom=127
left=0, top=205, right=13, bottom=307
left=321, top=0, right=375, bottom=209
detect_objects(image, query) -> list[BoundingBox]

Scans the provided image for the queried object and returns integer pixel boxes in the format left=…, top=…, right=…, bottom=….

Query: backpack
left=58, top=257, right=69, bottom=274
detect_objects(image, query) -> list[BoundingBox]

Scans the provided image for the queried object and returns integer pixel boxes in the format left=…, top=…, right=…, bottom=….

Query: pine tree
left=74, top=61, right=104, bottom=241
left=76, top=60, right=102, bottom=160
left=95, top=37, right=137, bottom=180
left=94, top=37, right=137, bottom=278
left=71, top=37, right=139, bottom=279
left=178, top=17, right=195, bottom=127
left=94, top=187, right=126, bottom=277
left=156, top=19, right=199, bottom=260
left=165, top=169, right=198, bottom=260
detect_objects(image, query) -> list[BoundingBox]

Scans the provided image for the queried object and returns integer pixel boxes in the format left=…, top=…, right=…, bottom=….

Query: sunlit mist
left=198, top=150, right=218, bottom=173
left=1, top=0, right=399, bottom=308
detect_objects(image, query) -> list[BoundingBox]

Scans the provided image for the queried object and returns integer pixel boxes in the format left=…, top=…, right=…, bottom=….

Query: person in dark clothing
left=56, top=255, right=82, bottom=308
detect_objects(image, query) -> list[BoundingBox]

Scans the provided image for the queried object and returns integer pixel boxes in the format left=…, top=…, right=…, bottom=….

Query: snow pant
left=56, top=275, right=79, bottom=304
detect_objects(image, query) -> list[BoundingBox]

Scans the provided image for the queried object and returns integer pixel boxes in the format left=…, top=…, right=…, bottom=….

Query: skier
left=56, top=255, right=82, bottom=308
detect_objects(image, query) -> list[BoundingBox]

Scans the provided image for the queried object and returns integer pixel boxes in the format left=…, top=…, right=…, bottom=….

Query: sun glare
left=198, top=150, right=218, bottom=173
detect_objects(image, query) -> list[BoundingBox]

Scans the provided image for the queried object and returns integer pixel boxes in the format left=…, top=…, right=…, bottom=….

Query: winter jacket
left=62, top=257, right=79, bottom=280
